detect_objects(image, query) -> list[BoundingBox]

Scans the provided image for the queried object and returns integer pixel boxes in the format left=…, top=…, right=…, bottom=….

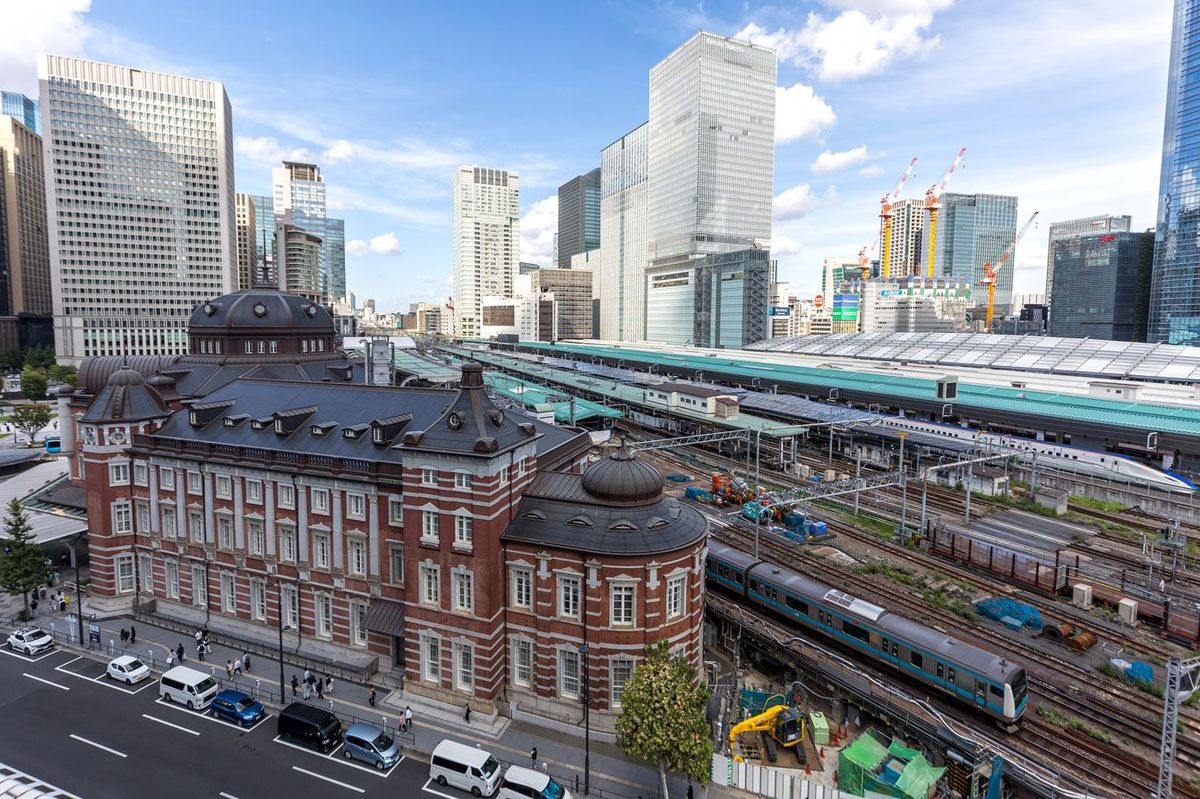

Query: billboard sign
left=814, top=294, right=825, bottom=309
left=769, top=306, right=793, bottom=317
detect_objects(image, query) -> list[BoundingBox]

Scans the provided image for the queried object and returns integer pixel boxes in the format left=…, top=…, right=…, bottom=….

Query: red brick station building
left=59, top=287, right=708, bottom=730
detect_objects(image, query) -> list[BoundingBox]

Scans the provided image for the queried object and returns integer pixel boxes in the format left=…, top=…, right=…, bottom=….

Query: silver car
left=342, top=722, right=401, bottom=770
left=7, top=627, right=53, bottom=656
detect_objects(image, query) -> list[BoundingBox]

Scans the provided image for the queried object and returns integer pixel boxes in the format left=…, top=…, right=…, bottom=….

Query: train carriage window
left=842, top=620, right=870, bottom=643
left=910, top=652, right=923, bottom=668
left=975, top=681, right=986, bottom=701
left=948, top=667, right=957, bottom=682
left=749, top=579, right=759, bottom=592
left=936, top=663, right=945, bottom=678
left=785, top=596, right=808, bottom=614
left=891, top=642, right=899, bottom=657
left=881, top=637, right=889, bottom=652
left=990, top=685, right=1003, bottom=698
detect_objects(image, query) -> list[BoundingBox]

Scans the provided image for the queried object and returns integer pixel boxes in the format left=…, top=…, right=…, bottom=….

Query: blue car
left=209, top=689, right=265, bottom=727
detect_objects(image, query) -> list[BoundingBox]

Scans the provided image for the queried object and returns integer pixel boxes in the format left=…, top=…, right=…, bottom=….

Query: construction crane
left=857, top=240, right=877, bottom=280
left=923, top=147, right=968, bottom=278
left=878, top=157, right=918, bottom=279
left=982, top=210, right=1039, bottom=330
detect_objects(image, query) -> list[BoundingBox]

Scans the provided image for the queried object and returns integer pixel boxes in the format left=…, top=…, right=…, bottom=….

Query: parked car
left=209, top=689, right=265, bottom=727
left=499, top=765, right=571, bottom=799
left=430, top=739, right=502, bottom=797
left=159, top=665, right=219, bottom=710
left=342, top=722, right=401, bottom=770
left=7, top=626, right=53, bottom=656
left=277, top=702, right=342, bottom=752
left=106, top=655, right=150, bottom=684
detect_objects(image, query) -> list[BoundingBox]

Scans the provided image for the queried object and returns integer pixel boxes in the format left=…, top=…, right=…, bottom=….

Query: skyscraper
left=557, top=168, right=600, bottom=268
left=276, top=224, right=323, bottom=301
left=1149, top=0, right=1200, bottom=344
left=1044, top=215, right=1130, bottom=309
left=598, top=122, right=648, bottom=341
left=273, top=161, right=327, bottom=297
left=880, top=198, right=926, bottom=277
left=38, top=54, right=235, bottom=362
left=644, top=32, right=776, bottom=344
left=327, top=218, right=346, bottom=301
left=234, top=194, right=257, bottom=290
left=452, top=165, right=520, bottom=339
left=1049, top=231, right=1153, bottom=341
left=0, top=114, right=53, bottom=347
left=929, top=192, right=1018, bottom=314
left=1, top=92, right=39, bottom=134
left=250, top=194, right=274, bottom=285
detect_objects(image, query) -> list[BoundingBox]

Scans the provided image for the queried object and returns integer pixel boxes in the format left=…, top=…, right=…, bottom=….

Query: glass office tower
left=557, top=168, right=600, bottom=268
left=272, top=162, right=327, bottom=298
left=930, top=193, right=1018, bottom=314
left=599, top=123, right=648, bottom=341
left=1149, top=0, right=1200, bottom=344
left=1, top=92, right=39, bottom=133
left=1049, top=231, right=1153, bottom=341
left=327, top=218, right=346, bottom=301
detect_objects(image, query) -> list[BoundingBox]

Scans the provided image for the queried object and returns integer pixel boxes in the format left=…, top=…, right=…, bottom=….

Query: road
left=0, top=642, right=461, bottom=798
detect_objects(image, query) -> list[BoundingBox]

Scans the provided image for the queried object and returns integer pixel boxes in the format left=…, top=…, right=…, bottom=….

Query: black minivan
left=277, top=702, right=342, bottom=752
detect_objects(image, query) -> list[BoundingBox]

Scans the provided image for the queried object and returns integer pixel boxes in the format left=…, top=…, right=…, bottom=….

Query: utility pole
left=1157, top=656, right=1200, bottom=799
left=898, top=432, right=908, bottom=537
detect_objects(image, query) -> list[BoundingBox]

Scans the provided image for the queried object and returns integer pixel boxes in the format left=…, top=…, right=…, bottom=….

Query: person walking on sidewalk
left=529, top=747, right=537, bottom=767
left=232, top=658, right=241, bottom=677
left=226, top=660, right=234, bottom=679
left=195, top=629, right=202, bottom=648
left=291, top=675, right=299, bottom=698
left=403, top=706, right=412, bottom=732
left=302, top=678, right=312, bottom=700
left=303, top=667, right=311, bottom=687
left=119, top=628, right=128, bottom=647
left=368, top=686, right=376, bottom=707
left=315, top=678, right=323, bottom=700
left=129, top=625, right=136, bottom=644
left=324, top=674, right=332, bottom=695
left=242, top=652, right=251, bottom=673
left=166, top=649, right=175, bottom=668
left=196, top=640, right=206, bottom=662
left=175, top=643, right=185, bottom=663
left=463, top=703, right=471, bottom=724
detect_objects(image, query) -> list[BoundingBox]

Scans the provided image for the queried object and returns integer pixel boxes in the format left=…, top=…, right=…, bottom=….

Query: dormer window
left=244, top=341, right=252, bottom=354
left=302, top=340, right=309, bottom=353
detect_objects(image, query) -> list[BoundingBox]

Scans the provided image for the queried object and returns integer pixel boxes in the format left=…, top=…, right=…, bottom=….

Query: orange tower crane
left=879, top=157, right=918, bottom=279
left=982, top=210, right=1039, bottom=329
left=923, top=147, right=968, bottom=278
left=857, top=240, right=878, bottom=280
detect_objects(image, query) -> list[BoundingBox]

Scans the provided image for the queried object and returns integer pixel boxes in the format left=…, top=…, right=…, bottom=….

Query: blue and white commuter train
left=705, top=539, right=1029, bottom=725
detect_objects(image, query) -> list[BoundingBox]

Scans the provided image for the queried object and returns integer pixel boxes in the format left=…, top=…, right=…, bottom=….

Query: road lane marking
left=333, top=752, right=403, bottom=778
left=291, top=766, right=365, bottom=793
left=142, top=713, right=200, bottom=736
left=421, top=779, right=458, bottom=799
left=22, top=672, right=69, bottom=690
left=273, top=735, right=343, bottom=758
left=1, top=646, right=59, bottom=662
left=69, top=734, right=127, bottom=758
left=219, top=793, right=240, bottom=799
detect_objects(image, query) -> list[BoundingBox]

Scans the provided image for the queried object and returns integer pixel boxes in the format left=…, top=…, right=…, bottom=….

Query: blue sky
left=1, top=1, right=1173, bottom=311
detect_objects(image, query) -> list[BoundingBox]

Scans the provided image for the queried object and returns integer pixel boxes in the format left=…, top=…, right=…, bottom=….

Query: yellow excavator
left=729, top=704, right=806, bottom=763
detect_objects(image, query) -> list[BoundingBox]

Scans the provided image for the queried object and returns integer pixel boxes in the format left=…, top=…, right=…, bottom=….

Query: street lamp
left=66, top=531, right=85, bottom=647
left=268, top=577, right=291, bottom=700
left=578, top=643, right=591, bottom=795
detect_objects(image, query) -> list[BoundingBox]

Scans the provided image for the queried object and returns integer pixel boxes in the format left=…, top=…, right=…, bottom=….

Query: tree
left=616, top=641, right=713, bottom=798
left=0, top=349, right=22, bottom=370
left=24, top=346, right=54, bottom=370
left=11, top=403, right=53, bottom=447
left=0, top=498, right=48, bottom=621
left=20, top=368, right=47, bottom=401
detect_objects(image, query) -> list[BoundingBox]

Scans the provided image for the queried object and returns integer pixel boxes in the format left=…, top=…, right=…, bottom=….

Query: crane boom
left=984, top=210, right=1039, bottom=330
left=923, top=147, right=968, bottom=278
left=879, top=157, right=919, bottom=279
left=887, top=157, right=919, bottom=202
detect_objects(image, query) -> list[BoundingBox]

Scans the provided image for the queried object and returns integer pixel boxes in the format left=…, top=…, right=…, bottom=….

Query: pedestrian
left=203, top=630, right=211, bottom=655
left=196, top=641, right=205, bottom=662
left=242, top=652, right=251, bottom=673
left=120, top=628, right=128, bottom=646
left=463, top=703, right=471, bottom=724
left=39, top=586, right=46, bottom=601
left=303, top=667, right=311, bottom=686
left=687, top=784, right=694, bottom=799
left=195, top=629, right=202, bottom=647
left=30, top=597, right=37, bottom=615
left=324, top=674, right=332, bottom=695
left=368, top=686, right=376, bottom=707
left=166, top=649, right=175, bottom=667
left=403, top=706, right=412, bottom=732
left=176, top=642, right=185, bottom=662
left=129, top=625, right=136, bottom=644
left=315, top=678, right=323, bottom=700
left=530, top=747, right=537, bottom=767
left=291, top=675, right=300, bottom=698
left=303, top=680, right=312, bottom=700
left=226, top=660, right=234, bottom=678
left=59, top=596, right=66, bottom=612
left=233, top=658, right=241, bottom=677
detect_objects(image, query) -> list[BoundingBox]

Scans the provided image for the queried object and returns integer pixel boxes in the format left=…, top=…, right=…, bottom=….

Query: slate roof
left=189, top=287, right=332, bottom=332
left=79, top=368, right=168, bottom=424
left=401, top=362, right=540, bottom=457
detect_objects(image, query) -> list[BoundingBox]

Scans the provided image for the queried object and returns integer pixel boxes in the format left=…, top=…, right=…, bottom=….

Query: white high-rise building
left=38, top=54, right=235, bottom=362
left=880, top=197, right=926, bottom=278
left=452, top=165, right=520, bottom=339
left=644, top=32, right=776, bottom=345
left=598, top=122, right=648, bottom=341
left=273, top=161, right=327, bottom=298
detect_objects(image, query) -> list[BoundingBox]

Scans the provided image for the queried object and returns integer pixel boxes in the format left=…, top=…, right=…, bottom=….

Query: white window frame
left=421, top=468, right=437, bottom=486
left=455, top=641, right=475, bottom=692
left=215, top=474, right=232, bottom=499
left=512, top=639, right=532, bottom=687
left=453, top=571, right=474, bottom=614
left=611, top=657, right=635, bottom=708
left=139, top=553, right=153, bottom=594
left=348, top=538, right=367, bottom=576
left=454, top=472, right=471, bottom=489
left=113, top=502, right=132, bottom=534
left=281, top=584, right=299, bottom=630
left=422, top=634, right=441, bottom=683
left=187, top=470, right=202, bottom=495
left=313, top=532, right=331, bottom=570
left=161, top=506, right=177, bottom=539
left=221, top=572, right=236, bottom=614
left=311, top=488, right=330, bottom=515
left=217, top=515, right=234, bottom=549
left=388, top=544, right=404, bottom=585
left=420, top=564, right=440, bottom=606
left=246, top=479, right=263, bottom=505
left=247, top=519, right=265, bottom=556
left=611, top=583, right=635, bottom=627
left=558, top=575, right=581, bottom=619
left=109, top=461, right=129, bottom=486
left=191, top=564, right=207, bottom=607
left=558, top=648, right=580, bottom=699
left=116, top=555, right=135, bottom=594
left=133, top=462, right=148, bottom=486
left=277, top=483, right=295, bottom=509
left=388, top=496, right=403, bottom=525
left=421, top=510, right=439, bottom=544
left=454, top=514, right=473, bottom=548
left=279, top=523, right=297, bottom=563
left=511, top=567, right=532, bottom=610
left=250, top=580, right=267, bottom=621
left=188, top=510, right=204, bottom=543
left=316, top=593, right=333, bottom=638
left=346, top=492, right=366, bottom=521
left=666, top=574, right=686, bottom=619
left=159, top=466, right=175, bottom=490
left=134, top=500, right=150, bottom=535
left=351, top=601, right=368, bottom=646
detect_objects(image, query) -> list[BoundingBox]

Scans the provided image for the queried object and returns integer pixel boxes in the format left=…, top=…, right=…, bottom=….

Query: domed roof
left=581, top=446, right=664, bottom=505
left=188, top=288, right=333, bottom=332
left=107, top=367, right=146, bottom=387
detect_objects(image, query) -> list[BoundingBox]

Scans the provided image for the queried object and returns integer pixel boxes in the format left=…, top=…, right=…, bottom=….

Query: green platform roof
left=510, top=341, right=1200, bottom=438
left=483, top=372, right=622, bottom=423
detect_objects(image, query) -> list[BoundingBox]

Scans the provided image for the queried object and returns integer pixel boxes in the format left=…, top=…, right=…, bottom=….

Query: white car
left=7, top=626, right=54, bottom=656
left=107, top=655, right=150, bottom=685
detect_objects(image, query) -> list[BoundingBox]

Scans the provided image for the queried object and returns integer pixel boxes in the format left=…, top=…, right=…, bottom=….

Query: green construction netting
left=888, top=740, right=921, bottom=761
left=895, top=753, right=946, bottom=798
left=837, top=732, right=946, bottom=799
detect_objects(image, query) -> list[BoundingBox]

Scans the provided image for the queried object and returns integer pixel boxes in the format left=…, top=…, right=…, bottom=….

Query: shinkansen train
left=705, top=539, right=1028, bottom=725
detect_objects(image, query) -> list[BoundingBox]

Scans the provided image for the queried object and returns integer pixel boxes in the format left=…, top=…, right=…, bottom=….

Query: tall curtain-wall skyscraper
left=249, top=194, right=274, bottom=285
left=0, top=114, right=54, bottom=349
left=327, top=218, right=346, bottom=301
left=1044, top=215, right=1130, bottom=310
left=557, top=168, right=600, bottom=268
left=452, top=165, right=520, bottom=339
left=599, top=123, right=648, bottom=341
left=234, top=193, right=257, bottom=291
left=1149, top=0, right=1200, bottom=344
left=644, top=32, right=776, bottom=345
left=1, top=92, right=40, bottom=134
left=38, top=54, right=235, bottom=363
left=272, top=161, right=327, bottom=298
left=928, top=192, right=1019, bottom=314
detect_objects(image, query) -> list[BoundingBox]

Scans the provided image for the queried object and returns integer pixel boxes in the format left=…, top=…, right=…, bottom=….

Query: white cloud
left=520, top=195, right=558, bottom=266
left=235, top=135, right=315, bottom=167
left=323, top=140, right=356, bottom=162
left=326, top=186, right=446, bottom=229
left=774, top=184, right=839, bottom=222
left=346, top=232, right=401, bottom=257
left=776, top=83, right=837, bottom=144
left=739, top=1, right=952, bottom=82
left=812, top=145, right=871, bottom=174
left=772, top=233, right=804, bottom=256
left=0, top=0, right=93, bottom=94
left=859, top=164, right=885, bottom=177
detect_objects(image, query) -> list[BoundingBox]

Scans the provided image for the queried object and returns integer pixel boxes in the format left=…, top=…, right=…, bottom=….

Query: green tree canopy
left=11, top=403, right=53, bottom=447
left=23, top=346, right=55, bottom=370
left=0, top=498, right=49, bottom=620
left=20, top=368, right=47, bottom=401
left=616, top=641, right=713, bottom=797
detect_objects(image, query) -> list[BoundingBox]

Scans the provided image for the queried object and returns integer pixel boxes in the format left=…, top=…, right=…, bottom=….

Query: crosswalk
left=0, top=762, right=82, bottom=798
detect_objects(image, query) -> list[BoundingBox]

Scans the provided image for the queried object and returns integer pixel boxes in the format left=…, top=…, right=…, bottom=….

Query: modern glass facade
left=250, top=194, right=274, bottom=284
left=1149, top=0, right=1200, bottom=344
left=272, top=162, right=327, bottom=298
left=599, top=123, right=648, bottom=341
left=38, top=54, right=235, bottom=362
left=931, top=193, right=1018, bottom=314
left=557, top=168, right=600, bottom=268
left=327, top=218, right=346, bottom=301
left=1044, top=215, right=1131, bottom=309
left=646, top=248, right=769, bottom=348
left=1049, top=231, right=1153, bottom=341
left=1, top=92, right=40, bottom=133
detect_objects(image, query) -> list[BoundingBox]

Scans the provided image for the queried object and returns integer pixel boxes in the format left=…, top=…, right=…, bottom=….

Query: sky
left=0, top=0, right=1175, bottom=312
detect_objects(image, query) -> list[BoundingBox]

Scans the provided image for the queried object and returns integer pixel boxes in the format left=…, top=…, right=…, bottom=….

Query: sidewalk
left=7, top=594, right=730, bottom=799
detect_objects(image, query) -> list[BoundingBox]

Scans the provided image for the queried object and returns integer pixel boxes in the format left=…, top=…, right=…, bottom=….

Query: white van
left=430, top=739, right=502, bottom=796
left=499, top=765, right=571, bottom=799
left=159, top=665, right=219, bottom=710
